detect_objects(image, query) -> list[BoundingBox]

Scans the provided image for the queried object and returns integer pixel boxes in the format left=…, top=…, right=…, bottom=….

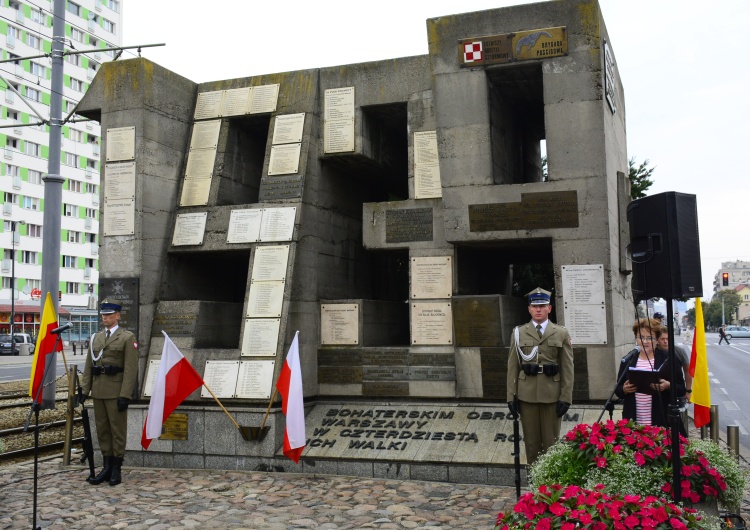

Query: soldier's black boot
left=88, top=455, right=112, bottom=485
left=109, top=457, right=123, bottom=486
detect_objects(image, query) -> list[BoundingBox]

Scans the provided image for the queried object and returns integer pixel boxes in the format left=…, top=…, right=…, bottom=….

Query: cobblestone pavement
left=0, top=458, right=518, bottom=529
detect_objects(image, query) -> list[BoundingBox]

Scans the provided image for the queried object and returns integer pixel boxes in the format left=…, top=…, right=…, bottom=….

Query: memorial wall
left=76, top=0, right=633, bottom=484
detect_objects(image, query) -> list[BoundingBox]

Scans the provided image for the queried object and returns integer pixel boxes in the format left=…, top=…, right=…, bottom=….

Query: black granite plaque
left=361, top=349, right=409, bottom=365
left=362, top=366, right=408, bottom=380
left=572, top=347, right=589, bottom=401
left=99, top=277, right=139, bottom=335
left=408, top=353, right=455, bottom=366
left=469, top=191, right=578, bottom=232
left=409, top=367, right=456, bottom=381
left=259, top=175, right=304, bottom=201
left=362, top=382, right=409, bottom=397
left=318, top=366, right=362, bottom=384
left=385, top=208, right=433, bottom=243
left=480, top=347, right=508, bottom=399
left=150, top=313, right=197, bottom=337
left=453, top=297, right=502, bottom=347
left=317, top=349, right=363, bottom=366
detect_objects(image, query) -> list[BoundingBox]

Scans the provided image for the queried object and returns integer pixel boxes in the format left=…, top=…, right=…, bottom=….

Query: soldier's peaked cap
left=100, top=299, right=122, bottom=314
left=526, top=287, right=552, bottom=305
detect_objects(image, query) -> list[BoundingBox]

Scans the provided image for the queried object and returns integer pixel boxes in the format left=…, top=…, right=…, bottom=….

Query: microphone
left=51, top=323, right=74, bottom=335
left=621, top=346, right=640, bottom=363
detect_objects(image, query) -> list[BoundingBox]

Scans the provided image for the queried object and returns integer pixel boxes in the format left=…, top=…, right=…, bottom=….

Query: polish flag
left=141, top=331, right=204, bottom=450
left=276, top=331, right=306, bottom=463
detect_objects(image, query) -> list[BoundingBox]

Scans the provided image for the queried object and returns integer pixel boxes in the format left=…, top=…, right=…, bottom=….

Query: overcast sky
left=121, top=0, right=748, bottom=301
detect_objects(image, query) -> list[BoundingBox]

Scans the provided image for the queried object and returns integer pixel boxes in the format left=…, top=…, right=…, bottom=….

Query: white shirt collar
left=105, top=325, right=119, bottom=335
left=531, top=320, right=549, bottom=334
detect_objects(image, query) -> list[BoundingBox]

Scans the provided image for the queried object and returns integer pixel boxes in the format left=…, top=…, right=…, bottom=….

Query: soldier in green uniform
left=506, top=287, right=574, bottom=465
left=81, top=300, right=139, bottom=486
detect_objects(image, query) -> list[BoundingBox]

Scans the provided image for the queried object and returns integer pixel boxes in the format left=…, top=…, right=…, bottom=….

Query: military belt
left=521, top=363, right=560, bottom=376
left=92, top=365, right=123, bottom=376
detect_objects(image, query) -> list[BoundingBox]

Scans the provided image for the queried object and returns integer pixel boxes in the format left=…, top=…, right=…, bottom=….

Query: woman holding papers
left=615, top=318, right=685, bottom=431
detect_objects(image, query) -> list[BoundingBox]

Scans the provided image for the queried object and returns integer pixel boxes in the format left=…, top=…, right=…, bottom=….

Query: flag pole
left=260, top=387, right=279, bottom=430
left=200, top=381, right=241, bottom=430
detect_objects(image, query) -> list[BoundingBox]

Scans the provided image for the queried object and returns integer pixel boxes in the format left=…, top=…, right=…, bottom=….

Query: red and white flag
left=276, top=331, right=306, bottom=463
left=141, top=331, right=204, bottom=450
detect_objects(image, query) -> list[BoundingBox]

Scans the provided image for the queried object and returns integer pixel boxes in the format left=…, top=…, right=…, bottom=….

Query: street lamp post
left=10, top=220, right=25, bottom=355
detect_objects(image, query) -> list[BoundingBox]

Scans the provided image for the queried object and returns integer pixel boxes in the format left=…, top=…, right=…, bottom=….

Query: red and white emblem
left=133, top=342, right=138, bottom=349
left=463, top=41, right=483, bottom=63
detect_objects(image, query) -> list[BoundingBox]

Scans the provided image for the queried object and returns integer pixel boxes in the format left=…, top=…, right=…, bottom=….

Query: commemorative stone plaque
left=185, top=148, right=217, bottom=177
left=318, top=349, right=363, bottom=366
left=248, top=84, right=280, bottom=114
left=362, top=382, right=409, bottom=397
left=362, top=366, right=408, bottom=381
left=272, top=113, right=305, bottom=145
left=221, top=87, right=251, bottom=117
left=102, top=198, right=134, bottom=236
left=409, top=366, right=456, bottom=381
left=414, top=165, right=442, bottom=199
left=104, top=161, right=135, bottom=200
left=189, top=120, right=222, bottom=150
left=105, top=126, right=135, bottom=162
left=251, top=245, right=289, bottom=282
left=562, top=264, right=606, bottom=344
left=259, top=207, right=296, bottom=242
left=385, top=208, right=433, bottom=243
left=241, top=318, right=281, bottom=356
left=227, top=208, right=262, bottom=243
left=194, top=91, right=224, bottom=120
left=411, top=302, right=453, bottom=345
left=99, top=277, right=139, bottom=333
left=321, top=304, right=359, bottom=345
left=268, top=143, right=302, bottom=176
left=200, top=360, right=239, bottom=399
left=324, top=87, right=354, bottom=121
left=235, top=360, right=275, bottom=399
left=142, top=359, right=160, bottom=397
left=469, top=191, right=578, bottom=232
left=179, top=176, right=211, bottom=207
left=258, top=175, right=304, bottom=201
left=361, top=349, right=408, bottom=365
left=324, top=87, right=354, bottom=154
left=453, top=297, right=502, bottom=347
left=318, top=366, right=362, bottom=384
left=246, top=280, right=285, bottom=318
left=411, top=256, right=452, bottom=299
left=172, top=212, right=207, bottom=246
left=151, top=313, right=197, bottom=337
left=480, top=347, right=508, bottom=399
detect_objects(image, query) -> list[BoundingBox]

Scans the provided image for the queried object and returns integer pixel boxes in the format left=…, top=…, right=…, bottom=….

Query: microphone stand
left=597, top=352, right=634, bottom=423
left=24, top=333, right=63, bottom=530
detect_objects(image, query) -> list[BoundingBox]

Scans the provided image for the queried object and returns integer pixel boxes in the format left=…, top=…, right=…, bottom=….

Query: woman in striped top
left=615, top=318, right=685, bottom=429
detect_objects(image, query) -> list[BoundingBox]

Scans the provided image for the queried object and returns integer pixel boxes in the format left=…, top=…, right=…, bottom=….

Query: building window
left=67, top=2, right=81, bottom=17
left=26, top=33, right=43, bottom=50
left=85, top=258, right=95, bottom=268
left=85, top=184, right=97, bottom=194
left=64, top=153, right=79, bottom=167
left=86, top=159, right=97, bottom=170
left=65, top=54, right=80, bottom=66
left=25, top=142, right=41, bottom=157
left=66, top=282, right=81, bottom=294
left=26, top=279, right=41, bottom=290
left=26, top=88, right=41, bottom=102
left=68, top=230, right=82, bottom=243
left=28, top=170, right=42, bottom=184
left=6, top=137, right=19, bottom=150
left=5, top=164, right=20, bottom=177
left=30, top=62, right=46, bottom=77
left=27, top=224, right=42, bottom=237
left=68, top=179, right=82, bottom=192
left=69, top=129, right=84, bottom=143
left=21, top=197, right=40, bottom=210
left=4, top=192, right=18, bottom=204
left=1, top=277, right=12, bottom=289
left=87, top=233, right=96, bottom=243
left=70, top=78, right=84, bottom=92
left=63, top=203, right=76, bottom=217
left=30, top=9, right=43, bottom=23
left=107, top=0, right=120, bottom=12
left=71, top=28, right=84, bottom=43
left=62, top=255, right=77, bottom=267
left=102, top=18, right=116, bottom=34
left=85, top=207, right=96, bottom=219
left=22, top=251, right=37, bottom=264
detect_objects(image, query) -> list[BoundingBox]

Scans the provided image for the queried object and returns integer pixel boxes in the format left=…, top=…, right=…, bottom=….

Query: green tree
left=685, top=307, right=695, bottom=328
left=704, top=290, right=741, bottom=328
left=629, top=157, right=655, bottom=199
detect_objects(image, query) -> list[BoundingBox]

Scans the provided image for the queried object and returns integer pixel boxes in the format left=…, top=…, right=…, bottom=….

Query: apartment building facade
left=0, top=0, right=122, bottom=339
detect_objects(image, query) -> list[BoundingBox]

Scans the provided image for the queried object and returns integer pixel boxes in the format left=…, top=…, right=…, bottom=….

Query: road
left=0, top=352, right=83, bottom=383
left=704, top=332, right=750, bottom=452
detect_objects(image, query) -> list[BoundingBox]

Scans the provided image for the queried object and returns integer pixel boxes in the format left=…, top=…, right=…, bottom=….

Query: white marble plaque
left=248, top=84, right=279, bottom=114
left=272, top=113, right=305, bottom=145
left=235, top=360, right=275, bottom=399
left=324, top=119, right=354, bottom=153
left=104, top=161, right=136, bottom=200
left=189, top=120, right=222, bottom=150
left=247, top=280, right=285, bottom=318
left=411, top=302, right=453, bottom=345
left=411, top=256, right=452, bottom=299
left=142, top=359, right=161, bottom=397
left=227, top=208, right=262, bottom=243
left=561, top=264, right=607, bottom=344
left=105, top=126, right=135, bottom=162
left=251, top=245, right=290, bottom=282
left=268, top=143, right=301, bottom=176
left=241, top=318, right=281, bottom=356
left=185, top=148, right=217, bottom=177
left=179, top=176, right=211, bottom=207
left=259, top=207, right=296, bottom=242
left=324, top=87, right=354, bottom=120
left=103, top=198, right=135, bottom=236
left=172, top=212, right=207, bottom=246
left=414, top=131, right=439, bottom=166
left=221, top=87, right=251, bottom=117
left=201, top=360, right=239, bottom=398
left=321, top=303, right=359, bottom=345
left=414, top=165, right=442, bottom=199
left=194, top=91, right=224, bottom=120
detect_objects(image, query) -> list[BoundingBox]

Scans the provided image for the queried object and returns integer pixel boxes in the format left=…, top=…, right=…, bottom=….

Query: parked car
left=724, top=326, right=750, bottom=339
left=0, top=334, right=20, bottom=356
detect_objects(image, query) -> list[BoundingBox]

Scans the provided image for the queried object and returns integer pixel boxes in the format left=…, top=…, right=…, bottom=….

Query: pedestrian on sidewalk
left=719, top=325, right=730, bottom=345
left=72, top=342, right=77, bottom=356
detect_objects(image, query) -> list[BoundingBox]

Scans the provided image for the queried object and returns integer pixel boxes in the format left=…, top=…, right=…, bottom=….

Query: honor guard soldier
left=506, top=287, right=574, bottom=465
left=81, top=299, right=139, bottom=486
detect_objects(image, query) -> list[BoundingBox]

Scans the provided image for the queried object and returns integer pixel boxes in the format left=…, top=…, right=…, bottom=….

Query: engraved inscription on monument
left=562, top=264, right=607, bottom=344
left=104, top=161, right=136, bottom=200
left=248, top=84, right=280, bottom=114
left=268, top=143, right=302, bottom=176
left=411, top=302, right=453, bottom=345
left=453, top=297, right=502, bottom=347
left=142, top=359, right=161, bottom=397
left=469, top=191, right=578, bottom=232
left=227, top=209, right=262, bottom=243
left=259, top=207, right=296, bottom=242
left=246, top=280, right=285, bottom=318
left=221, top=87, right=251, bottom=117
left=272, top=113, right=305, bottom=145
left=160, top=413, right=188, bottom=441
left=185, top=148, right=217, bottom=177
left=259, top=175, right=304, bottom=201
left=194, top=91, right=224, bottom=120
left=172, top=212, right=207, bottom=246
left=411, top=256, right=452, bottom=299
left=103, top=198, right=135, bottom=236
left=413, top=131, right=442, bottom=199
left=105, top=126, right=135, bottom=162
left=179, top=176, right=211, bottom=207
left=241, top=318, right=281, bottom=356
left=251, top=245, right=290, bottom=282
left=235, top=360, right=275, bottom=399
left=321, top=304, right=359, bottom=345
left=324, top=87, right=354, bottom=154
left=189, top=120, right=222, bottom=150
left=201, top=361, right=239, bottom=399
left=385, top=208, right=433, bottom=243
left=151, top=313, right=197, bottom=337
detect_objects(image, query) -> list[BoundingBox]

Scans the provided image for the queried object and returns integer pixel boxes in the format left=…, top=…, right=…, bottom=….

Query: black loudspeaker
left=627, top=192, right=702, bottom=300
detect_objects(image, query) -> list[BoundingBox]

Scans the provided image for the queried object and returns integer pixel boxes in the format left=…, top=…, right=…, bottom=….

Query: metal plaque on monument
left=99, top=277, right=139, bottom=335
left=453, top=297, right=502, bottom=347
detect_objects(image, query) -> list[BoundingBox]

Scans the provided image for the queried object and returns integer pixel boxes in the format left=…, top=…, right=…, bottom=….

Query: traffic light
left=722, top=272, right=729, bottom=286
